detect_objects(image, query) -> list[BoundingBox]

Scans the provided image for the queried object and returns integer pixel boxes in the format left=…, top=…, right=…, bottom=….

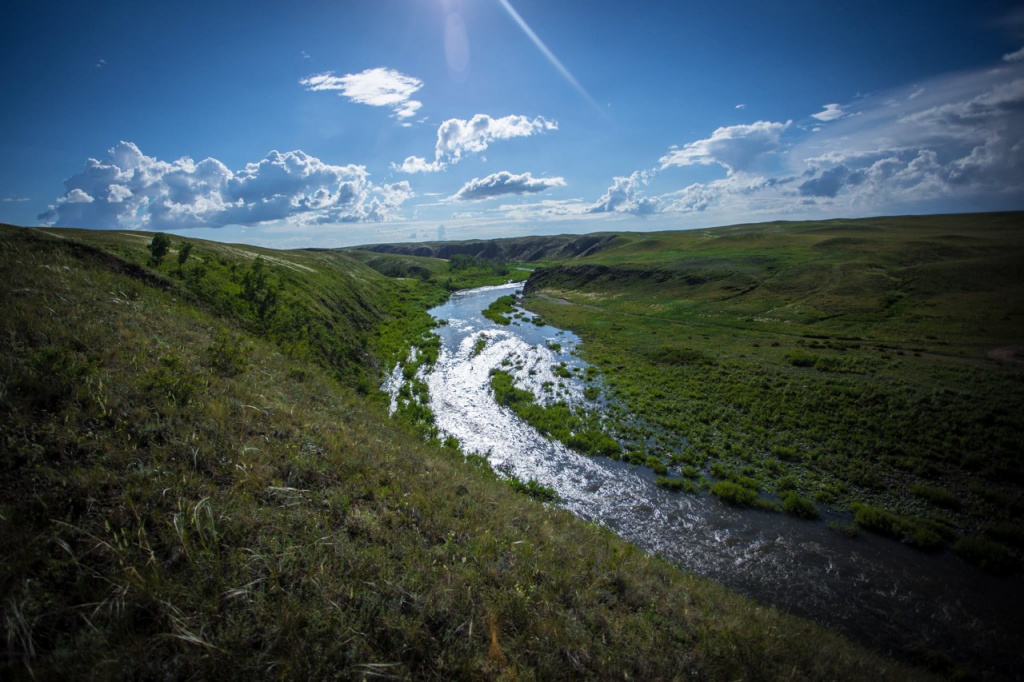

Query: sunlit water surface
left=385, top=283, right=1022, bottom=676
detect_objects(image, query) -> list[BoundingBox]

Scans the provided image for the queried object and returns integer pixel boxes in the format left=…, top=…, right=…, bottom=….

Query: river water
left=386, top=282, right=1023, bottom=677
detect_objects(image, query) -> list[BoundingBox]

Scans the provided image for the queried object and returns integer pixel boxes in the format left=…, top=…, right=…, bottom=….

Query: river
left=385, top=282, right=1023, bottom=677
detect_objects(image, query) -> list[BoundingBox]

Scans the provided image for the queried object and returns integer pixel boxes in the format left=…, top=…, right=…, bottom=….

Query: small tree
left=148, top=233, right=171, bottom=265
left=177, top=241, right=193, bottom=266
left=241, top=256, right=279, bottom=321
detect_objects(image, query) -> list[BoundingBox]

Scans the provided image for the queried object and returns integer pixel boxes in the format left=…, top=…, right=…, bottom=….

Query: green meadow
left=0, top=224, right=931, bottom=680
left=522, top=212, right=1024, bottom=565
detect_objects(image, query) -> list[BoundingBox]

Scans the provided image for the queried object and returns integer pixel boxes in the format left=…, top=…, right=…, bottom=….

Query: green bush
left=953, top=536, right=1014, bottom=574
left=148, top=232, right=170, bottom=265
left=144, top=353, right=202, bottom=405
left=853, top=504, right=897, bottom=537
left=177, top=241, right=193, bottom=265
left=656, top=477, right=698, bottom=493
left=645, top=456, right=668, bottom=475
left=827, top=521, right=858, bottom=538
left=482, top=295, right=517, bottom=325
left=567, top=430, right=621, bottom=458
left=471, top=334, right=488, bottom=357
left=205, top=330, right=253, bottom=377
left=781, top=492, right=820, bottom=520
left=982, top=522, right=1024, bottom=549
left=776, top=475, right=799, bottom=491
left=508, top=476, right=560, bottom=503
left=910, top=483, right=961, bottom=510
left=711, top=481, right=759, bottom=507
left=853, top=504, right=949, bottom=550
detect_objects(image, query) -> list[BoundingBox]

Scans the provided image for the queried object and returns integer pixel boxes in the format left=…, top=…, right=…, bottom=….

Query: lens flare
left=496, top=0, right=601, bottom=112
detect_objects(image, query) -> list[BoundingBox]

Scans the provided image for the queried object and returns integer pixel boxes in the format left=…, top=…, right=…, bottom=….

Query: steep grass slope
left=0, top=226, right=926, bottom=680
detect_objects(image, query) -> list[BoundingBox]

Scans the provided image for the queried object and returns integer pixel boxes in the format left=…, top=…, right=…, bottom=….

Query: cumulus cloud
left=1004, top=46, right=1024, bottom=62
left=394, top=114, right=557, bottom=173
left=39, top=142, right=411, bottom=229
left=393, top=156, right=445, bottom=174
left=791, top=64, right=1024, bottom=205
left=453, top=171, right=565, bottom=201
left=659, top=174, right=784, bottom=214
left=588, top=170, right=660, bottom=215
left=812, top=103, right=845, bottom=122
left=300, top=67, right=423, bottom=121
left=659, top=120, right=791, bottom=174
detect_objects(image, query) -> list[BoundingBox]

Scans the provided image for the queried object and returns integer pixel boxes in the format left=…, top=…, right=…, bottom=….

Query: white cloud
left=453, top=171, right=566, bottom=201
left=1, top=197, right=30, bottom=203
left=300, top=67, right=423, bottom=121
left=1003, top=46, right=1024, bottom=62
left=395, top=114, right=557, bottom=173
left=735, top=103, right=746, bottom=110
left=39, top=142, right=411, bottom=229
left=791, top=64, right=1024, bottom=205
left=391, top=156, right=445, bottom=174
left=659, top=120, right=791, bottom=174
left=588, top=170, right=660, bottom=215
left=65, top=189, right=94, bottom=203
left=811, top=103, right=845, bottom=122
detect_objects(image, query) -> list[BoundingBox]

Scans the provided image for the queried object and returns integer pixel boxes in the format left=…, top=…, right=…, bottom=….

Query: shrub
left=787, top=350, right=816, bottom=367
left=853, top=504, right=897, bottom=537
left=177, top=241, right=193, bottom=265
left=910, top=483, right=961, bottom=510
left=854, top=504, right=949, bottom=550
left=205, top=330, right=253, bottom=377
left=17, top=347, right=94, bottom=411
left=827, top=521, right=858, bottom=538
left=567, top=430, right=621, bottom=458
left=482, top=295, right=517, bottom=325
left=711, top=481, right=759, bottom=507
left=656, top=477, right=698, bottom=493
left=781, top=492, right=820, bottom=520
left=776, top=475, right=799, bottom=492
left=983, top=522, right=1024, bottom=549
left=144, top=353, right=202, bottom=405
left=953, top=536, right=1014, bottom=574
left=148, top=232, right=171, bottom=265
left=471, top=335, right=488, bottom=357
left=680, top=466, right=700, bottom=479
left=645, top=456, right=668, bottom=475
left=508, top=476, right=559, bottom=503
left=773, top=445, right=800, bottom=462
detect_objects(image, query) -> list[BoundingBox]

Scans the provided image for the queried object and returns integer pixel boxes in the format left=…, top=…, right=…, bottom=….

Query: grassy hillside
left=523, top=212, right=1024, bottom=564
left=343, top=248, right=531, bottom=290
left=353, top=232, right=621, bottom=263
left=0, top=225, right=928, bottom=680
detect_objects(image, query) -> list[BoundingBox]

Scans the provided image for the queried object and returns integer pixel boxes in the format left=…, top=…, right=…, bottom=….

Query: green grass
left=343, top=248, right=530, bottom=290
left=482, top=294, right=518, bottom=325
left=489, top=369, right=621, bottom=458
left=0, top=224, right=928, bottom=680
left=522, top=212, right=1024, bottom=561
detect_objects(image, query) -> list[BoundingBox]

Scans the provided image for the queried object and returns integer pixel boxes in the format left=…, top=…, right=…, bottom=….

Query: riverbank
left=398, top=282, right=1022, bottom=678
left=0, top=225, right=928, bottom=680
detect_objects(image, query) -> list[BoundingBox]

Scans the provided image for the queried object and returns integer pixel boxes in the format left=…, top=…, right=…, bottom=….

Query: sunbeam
left=495, top=0, right=602, bottom=112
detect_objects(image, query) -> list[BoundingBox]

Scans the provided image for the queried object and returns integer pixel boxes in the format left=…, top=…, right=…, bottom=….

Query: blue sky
left=2, top=0, right=1023, bottom=247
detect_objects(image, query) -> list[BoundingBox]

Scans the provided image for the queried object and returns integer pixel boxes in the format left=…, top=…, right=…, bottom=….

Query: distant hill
left=348, top=232, right=621, bottom=262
